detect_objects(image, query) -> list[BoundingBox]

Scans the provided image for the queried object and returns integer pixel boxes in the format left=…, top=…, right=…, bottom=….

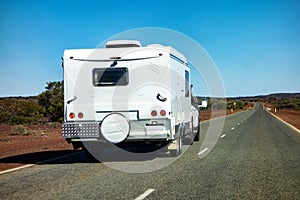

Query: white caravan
left=62, top=40, right=203, bottom=156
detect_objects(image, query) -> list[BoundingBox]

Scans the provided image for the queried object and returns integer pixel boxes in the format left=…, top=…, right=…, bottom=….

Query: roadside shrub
left=12, top=125, right=28, bottom=135
left=0, top=98, right=46, bottom=124
left=12, top=125, right=44, bottom=136
left=0, top=81, right=64, bottom=124
left=270, top=97, right=300, bottom=110
left=226, top=100, right=247, bottom=110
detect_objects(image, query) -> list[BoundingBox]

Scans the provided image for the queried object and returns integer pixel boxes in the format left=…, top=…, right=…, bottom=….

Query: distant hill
left=195, top=93, right=300, bottom=110
left=226, top=93, right=300, bottom=101
left=0, top=96, right=38, bottom=100
left=226, top=93, right=300, bottom=110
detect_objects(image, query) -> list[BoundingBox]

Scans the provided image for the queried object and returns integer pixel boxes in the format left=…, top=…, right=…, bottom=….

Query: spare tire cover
left=100, top=113, right=130, bottom=143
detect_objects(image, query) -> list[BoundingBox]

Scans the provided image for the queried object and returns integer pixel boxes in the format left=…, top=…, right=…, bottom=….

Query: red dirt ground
left=0, top=124, right=73, bottom=171
left=200, top=102, right=255, bottom=121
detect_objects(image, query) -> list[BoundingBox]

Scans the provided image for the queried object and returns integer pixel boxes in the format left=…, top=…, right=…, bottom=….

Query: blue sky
left=0, top=0, right=299, bottom=97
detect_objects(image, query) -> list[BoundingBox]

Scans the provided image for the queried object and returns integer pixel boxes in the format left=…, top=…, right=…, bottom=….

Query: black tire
left=194, top=125, right=200, bottom=142
left=72, top=142, right=83, bottom=150
left=183, top=129, right=194, bottom=145
left=186, top=118, right=194, bottom=145
left=170, top=134, right=182, bottom=157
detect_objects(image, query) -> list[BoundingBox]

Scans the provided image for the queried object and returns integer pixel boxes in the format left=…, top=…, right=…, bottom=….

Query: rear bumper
left=62, top=120, right=172, bottom=142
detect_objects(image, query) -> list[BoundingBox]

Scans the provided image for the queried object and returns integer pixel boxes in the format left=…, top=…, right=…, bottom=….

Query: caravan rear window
left=93, top=68, right=129, bottom=86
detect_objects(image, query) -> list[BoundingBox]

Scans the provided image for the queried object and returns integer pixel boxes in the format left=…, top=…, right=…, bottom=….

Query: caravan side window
left=93, top=67, right=129, bottom=86
left=185, top=70, right=190, bottom=97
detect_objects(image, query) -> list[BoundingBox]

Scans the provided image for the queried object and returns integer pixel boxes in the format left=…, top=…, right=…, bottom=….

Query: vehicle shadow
left=0, top=148, right=173, bottom=166
left=0, top=150, right=84, bottom=165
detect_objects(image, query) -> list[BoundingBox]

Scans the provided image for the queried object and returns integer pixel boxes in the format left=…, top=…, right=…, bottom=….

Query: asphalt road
left=1, top=104, right=299, bottom=199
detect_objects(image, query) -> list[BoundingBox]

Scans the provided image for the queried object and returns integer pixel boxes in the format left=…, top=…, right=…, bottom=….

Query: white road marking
left=134, top=189, right=155, bottom=200
left=0, top=164, right=34, bottom=175
left=231, top=127, right=235, bottom=130
left=268, top=111, right=300, bottom=134
left=198, top=148, right=209, bottom=155
left=221, top=134, right=226, bottom=138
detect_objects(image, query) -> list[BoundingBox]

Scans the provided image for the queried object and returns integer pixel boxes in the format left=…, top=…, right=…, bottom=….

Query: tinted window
left=93, top=68, right=129, bottom=86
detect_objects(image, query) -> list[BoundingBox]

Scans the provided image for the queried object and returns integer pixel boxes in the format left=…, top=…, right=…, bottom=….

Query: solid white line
left=221, top=134, right=226, bottom=138
left=198, top=148, right=208, bottom=155
left=268, top=111, right=300, bottom=134
left=134, top=189, right=155, bottom=200
left=0, top=164, right=35, bottom=175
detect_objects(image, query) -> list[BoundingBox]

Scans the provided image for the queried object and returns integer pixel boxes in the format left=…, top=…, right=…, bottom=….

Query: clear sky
left=0, top=0, right=299, bottom=97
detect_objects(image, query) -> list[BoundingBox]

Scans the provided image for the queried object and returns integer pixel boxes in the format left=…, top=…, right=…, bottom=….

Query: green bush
left=0, top=81, right=64, bottom=124
left=268, top=97, right=300, bottom=110
left=12, top=125, right=28, bottom=135
left=12, top=125, right=44, bottom=136
left=38, top=81, right=64, bottom=122
left=0, top=98, right=46, bottom=124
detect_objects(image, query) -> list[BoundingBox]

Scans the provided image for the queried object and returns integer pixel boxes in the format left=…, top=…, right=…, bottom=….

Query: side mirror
left=199, top=99, right=208, bottom=108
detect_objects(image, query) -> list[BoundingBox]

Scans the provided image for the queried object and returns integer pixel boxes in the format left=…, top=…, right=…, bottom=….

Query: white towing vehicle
left=62, top=40, right=206, bottom=157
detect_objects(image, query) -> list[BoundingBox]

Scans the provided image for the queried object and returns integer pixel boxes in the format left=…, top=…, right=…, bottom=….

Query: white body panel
left=62, top=42, right=199, bottom=143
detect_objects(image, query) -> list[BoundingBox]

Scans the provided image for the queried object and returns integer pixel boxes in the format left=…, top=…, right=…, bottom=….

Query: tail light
left=151, top=110, right=167, bottom=117
left=69, top=112, right=75, bottom=119
left=151, top=110, right=157, bottom=117
left=160, top=110, right=166, bottom=116
left=69, top=112, right=83, bottom=119
left=78, top=112, right=84, bottom=119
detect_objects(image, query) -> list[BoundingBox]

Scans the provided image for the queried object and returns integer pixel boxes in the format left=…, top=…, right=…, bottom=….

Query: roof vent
left=106, top=40, right=141, bottom=48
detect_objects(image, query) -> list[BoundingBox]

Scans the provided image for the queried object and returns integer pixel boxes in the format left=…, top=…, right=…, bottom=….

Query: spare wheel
left=100, top=113, right=130, bottom=143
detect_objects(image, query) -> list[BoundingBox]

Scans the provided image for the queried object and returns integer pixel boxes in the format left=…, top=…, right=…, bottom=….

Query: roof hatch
left=106, top=40, right=141, bottom=48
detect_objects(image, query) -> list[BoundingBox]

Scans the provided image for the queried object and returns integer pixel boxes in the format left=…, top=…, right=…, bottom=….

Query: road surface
left=1, top=104, right=299, bottom=199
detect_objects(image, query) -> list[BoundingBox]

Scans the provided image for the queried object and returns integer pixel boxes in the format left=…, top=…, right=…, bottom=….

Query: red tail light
left=69, top=112, right=75, bottom=119
left=78, top=112, right=83, bottom=119
left=160, top=110, right=166, bottom=116
left=151, top=110, right=157, bottom=117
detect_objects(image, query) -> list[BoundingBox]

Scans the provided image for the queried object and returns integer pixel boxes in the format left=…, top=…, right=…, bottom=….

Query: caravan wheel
left=170, top=135, right=182, bottom=157
left=72, top=142, right=83, bottom=150
left=193, top=116, right=200, bottom=142
left=194, top=126, right=200, bottom=141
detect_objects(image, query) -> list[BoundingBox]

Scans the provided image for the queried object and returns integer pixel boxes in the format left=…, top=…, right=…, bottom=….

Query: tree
left=38, top=81, right=64, bottom=122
